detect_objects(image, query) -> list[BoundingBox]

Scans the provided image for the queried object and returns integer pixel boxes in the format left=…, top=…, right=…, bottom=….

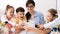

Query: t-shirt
left=1, top=15, right=15, bottom=26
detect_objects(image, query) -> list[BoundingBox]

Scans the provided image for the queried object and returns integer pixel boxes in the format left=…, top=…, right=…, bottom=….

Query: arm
left=30, top=28, right=51, bottom=34
left=37, top=28, right=51, bottom=34
left=14, top=25, right=24, bottom=32
left=23, top=25, right=51, bottom=34
left=25, top=27, right=51, bottom=34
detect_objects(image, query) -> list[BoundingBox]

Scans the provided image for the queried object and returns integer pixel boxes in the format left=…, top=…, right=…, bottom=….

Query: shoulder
left=35, top=11, right=44, bottom=17
left=1, top=15, right=6, bottom=19
left=1, top=15, right=8, bottom=22
left=1, top=15, right=6, bottom=18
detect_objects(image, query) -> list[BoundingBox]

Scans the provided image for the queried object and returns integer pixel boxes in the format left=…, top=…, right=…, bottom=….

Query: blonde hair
left=14, top=16, right=27, bottom=24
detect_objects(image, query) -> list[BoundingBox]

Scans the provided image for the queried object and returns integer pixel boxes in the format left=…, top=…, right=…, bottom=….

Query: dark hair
left=26, top=0, right=35, bottom=7
left=26, top=12, right=31, bottom=22
left=48, top=8, right=58, bottom=17
left=6, top=5, right=14, bottom=10
left=16, top=7, right=25, bottom=13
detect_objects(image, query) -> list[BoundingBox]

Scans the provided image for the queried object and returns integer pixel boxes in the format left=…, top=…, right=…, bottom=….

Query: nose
left=28, top=7, right=31, bottom=10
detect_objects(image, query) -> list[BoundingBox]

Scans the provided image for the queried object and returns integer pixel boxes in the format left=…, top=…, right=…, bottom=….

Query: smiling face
left=46, top=12, right=54, bottom=22
left=46, top=9, right=58, bottom=22
left=26, top=4, right=34, bottom=12
left=6, top=8, right=14, bottom=18
left=17, top=12, right=24, bottom=19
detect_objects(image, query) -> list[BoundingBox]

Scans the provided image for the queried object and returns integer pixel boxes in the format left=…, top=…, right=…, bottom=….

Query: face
left=17, top=12, right=24, bottom=19
left=6, top=8, right=14, bottom=18
left=27, top=4, right=34, bottom=12
left=46, top=12, right=53, bottom=22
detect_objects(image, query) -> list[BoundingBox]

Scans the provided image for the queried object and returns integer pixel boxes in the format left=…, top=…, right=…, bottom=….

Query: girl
left=24, top=0, right=45, bottom=34
left=1, top=5, right=14, bottom=22
left=1, top=5, right=14, bottom=34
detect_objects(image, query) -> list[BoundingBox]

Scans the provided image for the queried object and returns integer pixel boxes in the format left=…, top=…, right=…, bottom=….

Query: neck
left=29, top=11, right=34, bottom=16
left=29, top=11, right=35, bottom=20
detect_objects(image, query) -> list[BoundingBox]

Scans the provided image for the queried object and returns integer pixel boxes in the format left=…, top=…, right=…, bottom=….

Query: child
left=39, top=8, right=58, bottom=30
left=0, top=5, right=14, bottom=34
left=36, top=8, right=59, bottom=34
left=14, top=7, right=26, bottom=34
left=1, top=5, right=14, bottom=22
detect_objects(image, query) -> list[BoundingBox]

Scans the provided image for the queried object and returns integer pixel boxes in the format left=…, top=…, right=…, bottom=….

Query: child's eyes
left=10, top=12, right=14, bottom=13
left=19, top=14, right=24, bottom=15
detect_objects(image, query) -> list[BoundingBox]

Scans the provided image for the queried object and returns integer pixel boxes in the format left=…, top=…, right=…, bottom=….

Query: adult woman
left=24, top=0, right=45, bottom=34
left=26, top=0, right=45, bottom=25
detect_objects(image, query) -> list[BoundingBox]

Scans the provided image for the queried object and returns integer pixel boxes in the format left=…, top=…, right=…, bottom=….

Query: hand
left=15, top=25, right=24, bottom=30
left=38, top=24, right=44, bottom=30
left=23, top=26, right=35, bottom=32
left=23, top=26, right=28, bottom=31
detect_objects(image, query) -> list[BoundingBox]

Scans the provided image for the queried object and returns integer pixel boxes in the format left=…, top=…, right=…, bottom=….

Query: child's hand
left=38, top=25, right=44, bottom=30
left=23, top=26, right=31, bottom=31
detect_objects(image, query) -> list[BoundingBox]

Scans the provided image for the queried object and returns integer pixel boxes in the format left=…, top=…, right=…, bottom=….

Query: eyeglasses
left=27, top=6, right=34, bottom=8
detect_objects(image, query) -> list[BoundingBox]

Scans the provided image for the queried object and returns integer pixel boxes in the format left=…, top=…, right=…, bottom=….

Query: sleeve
left=1, top=15, right=8, bottom=22
left=44, top=17, right=60, bottom=29
left=43, top=22, right=53, bottom=29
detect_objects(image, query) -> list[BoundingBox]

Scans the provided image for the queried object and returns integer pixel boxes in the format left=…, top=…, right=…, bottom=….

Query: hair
left=16, top=7, right=25, bottom=13
left=48, top=8, right=58, bottom=17
left=26, top=12, right=31, bottom=22
left=6, top=5, right=14, bottom=10
left=5, top=5, right=14, bottom=14
left=26, top=0, right=35, bottom=7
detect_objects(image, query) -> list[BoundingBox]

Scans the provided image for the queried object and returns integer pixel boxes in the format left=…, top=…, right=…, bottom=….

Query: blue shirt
left=34, top=11, right=45, bottom=25
left=25, top=11, right=45, bottom=34
left=27, top=11, right=45, bottom=25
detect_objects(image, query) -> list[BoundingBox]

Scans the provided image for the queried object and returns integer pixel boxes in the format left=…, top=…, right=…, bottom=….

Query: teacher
left=26, top=0, right=45, bottom=25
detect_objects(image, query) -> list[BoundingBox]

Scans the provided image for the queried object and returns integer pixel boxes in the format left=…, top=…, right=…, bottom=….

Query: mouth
left=20, top=17, right=23, bottom=18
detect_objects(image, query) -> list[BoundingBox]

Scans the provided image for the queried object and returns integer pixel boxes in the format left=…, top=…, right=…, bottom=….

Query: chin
left=9, top=16, right=13, bottom=18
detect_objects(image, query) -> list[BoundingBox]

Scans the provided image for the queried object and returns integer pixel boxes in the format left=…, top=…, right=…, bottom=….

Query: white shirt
left=1, top=15, right=15, bottom=26
left=1, top=15, right=11, bottom=22
left=44, top=17, right=60, bottom=29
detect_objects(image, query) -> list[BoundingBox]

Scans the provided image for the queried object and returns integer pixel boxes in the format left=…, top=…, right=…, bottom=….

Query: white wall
left=0, top=0, right=56, bottom=18
left=57, top=0, right=60, bottom=17
left=34, top=0, right=56, bottom=17
left=57, top=0, right=60, bottom=10
left=0, top=0, right=27, bottom=15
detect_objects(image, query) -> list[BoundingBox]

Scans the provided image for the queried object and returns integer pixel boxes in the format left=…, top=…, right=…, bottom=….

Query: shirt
left=44, top=17, right=60, bottom=29
left=1, top=15, right=15, bottom=26
left=27, top=11, right=45, bottom=25
left=34, top=11, right=45, bottom=25
left=25, top=11, right=45, bottom=34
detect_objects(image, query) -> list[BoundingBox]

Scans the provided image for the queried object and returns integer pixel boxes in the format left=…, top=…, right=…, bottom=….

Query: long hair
left=26, top=12, right=31, bottom=22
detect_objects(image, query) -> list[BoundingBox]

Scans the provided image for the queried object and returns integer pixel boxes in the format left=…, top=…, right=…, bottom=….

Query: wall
left=0, top=0, right=57, bottom=19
